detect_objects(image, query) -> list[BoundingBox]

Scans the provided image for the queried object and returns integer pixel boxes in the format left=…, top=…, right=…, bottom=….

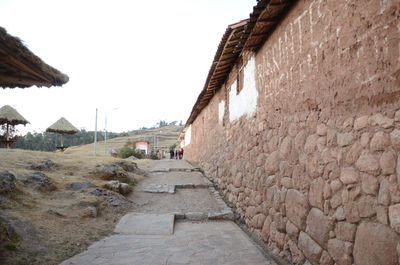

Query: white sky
left=0, top=0, right=256, bottom=134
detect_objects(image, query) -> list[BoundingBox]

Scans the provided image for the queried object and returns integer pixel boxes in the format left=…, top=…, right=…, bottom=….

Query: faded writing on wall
left=218, top=100, right=225, bottom=124
left=229, top=56, right=258, bottom=121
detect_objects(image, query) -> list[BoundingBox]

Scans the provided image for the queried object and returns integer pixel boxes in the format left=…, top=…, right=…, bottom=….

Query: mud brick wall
left=184, top=0, right=400, bottom=265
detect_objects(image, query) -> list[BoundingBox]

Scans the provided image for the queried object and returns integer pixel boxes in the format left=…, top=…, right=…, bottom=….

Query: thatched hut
left=0, top=27, right=69, bottom=88
left=46, top=117, right=79, bottom=150
left=0, top=105, right=29, bottom=148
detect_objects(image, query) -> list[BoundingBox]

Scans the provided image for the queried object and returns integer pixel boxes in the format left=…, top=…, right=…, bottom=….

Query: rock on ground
left=0, top=170, right=16, bottom=195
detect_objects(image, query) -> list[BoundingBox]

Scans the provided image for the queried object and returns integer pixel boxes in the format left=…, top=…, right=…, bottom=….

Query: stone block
left=342, top=117, right=354, bottom=129
left=354, top=115, right=369, bottom=130
left=265, top=151, right=280, bottom=175
left=369, top=113, right=394, bottom=128
left=233, top=172, right=243, bottom=188
left=280, top=136, right=292, bottom=158
left=340, top=167, right=359, bottom=185
left=360, top=132, right=370, bottom=147
left=286, top=189, right=310, bottom=230
left=370, top=131, right=390, bottom=152
left=288, top=239, right=305, bottom=264
left=295, top=130, right=307, bottom=152
left=357, top=195, right=377, bottom=218
left=378, top=178, right=391, bottom=206
left=337, top=132, right=353, bottom=147
left=344, top=202, right=360, bottom=223
left=305, top=134, right=319, bottom=154
left=390, top=129, right=400, bottom=151
left=307, top=155, right=323, bottom=179
left=298, top=232, right=323, bottom=265
left=345, top=141, right=362, bottom=164
left=317, top=124, right=328, bottom=136
left=353, top=222, right=399, bottom=265
left=360, top=173, right=379, bottom=195
left=327, top=129, right=337, bottom=147
left=279, top=161, right=293, bottom=178
left=380, top=150, right=396, bottom=175
left=355, top=150, right=380, bottom=175
left=327, top=239, right=352, bottom=265
left=306, top=208, right=334, bottom=248
left=334, top=206, right=346, bottom=221
left=323, top=182, right=332, bottom=199
left=286, top=220, right=299, bottom=240
left=348, top=184, right=361, bottom=201
left=376, top=205, right=388, bottom=225
left=309, top=178, right=324, bottom=210
left=251, top=213, right=266, bottom=229
left=335, top=222, right=356, bottom=242
left=330, top=179, right=342, bottom=193
left=330, top=193, right=342, bottom=209
left=320, top=250, right=334, bottom=265
left=293, top=165, right=311, bottom=191
left=255, top=153, right=265, bottom=167
left=265, top=175, right=276, bottom=187
left=245, top=206, right=257, bottom=218
left=395, top=109, right=400, bottom=121
left=281, top=177, right=293, bottom=189
left=261, top=216, right=272, bottom=241
left=389, top=204, right=400, bottom=234
left=268, top=135, right=279, bottom=152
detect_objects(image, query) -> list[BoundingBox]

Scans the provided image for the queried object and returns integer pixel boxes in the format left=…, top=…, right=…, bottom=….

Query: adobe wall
left=184, top=0, right=400, bottom=265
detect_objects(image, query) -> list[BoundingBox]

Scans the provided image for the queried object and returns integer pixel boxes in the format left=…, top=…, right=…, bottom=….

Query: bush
left=149, top=151, right=159, bottom=160
left=117, top=145, right=144, bottom=159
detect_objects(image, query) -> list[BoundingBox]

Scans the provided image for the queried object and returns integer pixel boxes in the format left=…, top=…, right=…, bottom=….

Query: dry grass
left=0, top=147, right=147, bottom=265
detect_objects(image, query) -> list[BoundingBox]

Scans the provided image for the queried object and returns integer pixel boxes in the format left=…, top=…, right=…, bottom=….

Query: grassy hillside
left=67, top=125, right=182, bottom=157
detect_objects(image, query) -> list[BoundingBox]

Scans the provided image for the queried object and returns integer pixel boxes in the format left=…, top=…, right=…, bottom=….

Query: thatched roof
left=0, top=105, right=29, bottom=125
left=0, top=27, right=69, bottom=88
left=46, top=117, right=79, bottom=134
left=185, top=0, right=292, bottom=129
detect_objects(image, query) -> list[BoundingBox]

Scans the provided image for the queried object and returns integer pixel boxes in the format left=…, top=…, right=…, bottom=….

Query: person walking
left=169, top=149, right=174, bottom=159
left=175, top=149, right=178, bottom=159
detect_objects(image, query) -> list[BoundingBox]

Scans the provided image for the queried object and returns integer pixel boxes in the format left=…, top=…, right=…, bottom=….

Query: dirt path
left=60, top=159, right=277, bottom=265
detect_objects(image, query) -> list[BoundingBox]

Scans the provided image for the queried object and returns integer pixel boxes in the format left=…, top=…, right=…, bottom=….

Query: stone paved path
left=60, top=159, right=277, bottom=265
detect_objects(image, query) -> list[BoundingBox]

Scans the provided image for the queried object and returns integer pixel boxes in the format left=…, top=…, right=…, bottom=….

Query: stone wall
left=184, top=0, right=400, bottom=265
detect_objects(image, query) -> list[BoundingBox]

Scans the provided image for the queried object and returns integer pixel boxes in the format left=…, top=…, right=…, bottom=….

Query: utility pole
left=104, top=115, right=107, bottom=155
left=94, top=108, right=98, bottom=156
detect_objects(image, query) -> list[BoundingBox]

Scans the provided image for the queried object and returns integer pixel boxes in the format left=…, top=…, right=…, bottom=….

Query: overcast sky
left=0, top=0, right=256, bottom=134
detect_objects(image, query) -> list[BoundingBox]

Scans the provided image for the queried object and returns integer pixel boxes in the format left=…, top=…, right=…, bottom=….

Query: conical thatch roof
left=0, top=27, right=69, bottom=88
left=0, top=105, right=29, bottom=125
left=46, top=117, right=79, bottom=134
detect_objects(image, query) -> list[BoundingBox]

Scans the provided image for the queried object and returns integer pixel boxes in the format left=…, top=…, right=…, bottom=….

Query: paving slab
left=131, top=188, right=225, bottom=214
left=60, top=221, right=276, bottom=265
left=146, top=171, right=209, bottom=186
left=140, top=183, right=175, bottom=193
left=114, top=213, right=175, bottom=235
left=147, top=159, right=195, bottom=171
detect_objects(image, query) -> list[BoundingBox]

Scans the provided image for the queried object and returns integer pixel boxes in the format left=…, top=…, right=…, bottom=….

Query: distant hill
left=14, top=125, right=183, bottom=152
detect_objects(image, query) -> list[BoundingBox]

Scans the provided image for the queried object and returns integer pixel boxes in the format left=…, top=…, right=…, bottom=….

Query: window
left=237, top=56, right=244, bottom=94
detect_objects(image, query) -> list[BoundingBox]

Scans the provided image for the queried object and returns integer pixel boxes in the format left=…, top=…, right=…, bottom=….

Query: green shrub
left=117, top=144, right=144, bottom=159
left=117, top=146, right=134, bottom=159
left=149, top=151, right=159, bottom=160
